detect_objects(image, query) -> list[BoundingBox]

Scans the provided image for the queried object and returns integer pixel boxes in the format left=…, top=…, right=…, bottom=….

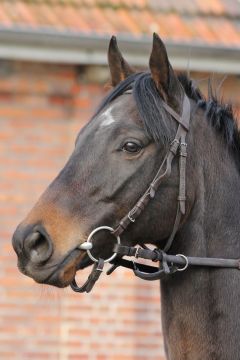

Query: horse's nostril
left=24, top=231, right=53, bottom=264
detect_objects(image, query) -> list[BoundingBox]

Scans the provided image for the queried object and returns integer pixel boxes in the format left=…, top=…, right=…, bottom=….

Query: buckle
left=169, top=139, right=180, bottom=155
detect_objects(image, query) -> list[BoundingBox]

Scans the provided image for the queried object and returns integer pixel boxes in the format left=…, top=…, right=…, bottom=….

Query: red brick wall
left=0, top=61, right=239, bottom=360
left=0, top=61, right=165, bottom=360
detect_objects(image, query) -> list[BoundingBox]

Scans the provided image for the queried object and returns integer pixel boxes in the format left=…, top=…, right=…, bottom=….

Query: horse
left=12, top=33, right=240, bottom=359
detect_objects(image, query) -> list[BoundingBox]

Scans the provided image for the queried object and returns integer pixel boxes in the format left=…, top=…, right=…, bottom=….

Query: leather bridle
left=71, top=93, right=240, bottom=293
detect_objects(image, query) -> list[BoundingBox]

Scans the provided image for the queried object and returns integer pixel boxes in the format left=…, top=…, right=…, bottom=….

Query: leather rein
left=71, top=93, right=240, bottom=293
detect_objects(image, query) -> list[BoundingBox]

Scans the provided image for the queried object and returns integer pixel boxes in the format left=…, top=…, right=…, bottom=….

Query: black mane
left=178, top=74, right=240, bottom=152
left=95, top=72, right=240, bottom=153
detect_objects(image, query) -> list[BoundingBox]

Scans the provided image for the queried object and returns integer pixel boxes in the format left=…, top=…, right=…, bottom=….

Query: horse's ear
left=108, top=36, right=135, bottom=87
left=149, top=33, right=177, bottom=101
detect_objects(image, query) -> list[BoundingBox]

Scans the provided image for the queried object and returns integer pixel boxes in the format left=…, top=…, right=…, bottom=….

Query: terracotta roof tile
left=0, top=5, right=12, bottom=26
left=210, top=0, right=225, bottom=15
left=16, top=2, right=36, bottom=26
left=103, top=8, right=122, bottom=33
left=0, top=0, right=238, bottom=48
left=57, top=6, right=89, bottom=31
left=154, top=14, right=172, bottom=38
left=37, top=4, right=62, bottom=28
left=187, top=17, right=218, bottom=44
left=119, top=9, right=143, bottom=35
left=209, top=18, right=240, bottom=45
left=131, top=9, right=159, bottom=35
left=165, top=0, right=198, bottom=14
left=91, top=7, right=116, bottom=34
left=2, top=2, right=19, bottom=23
left=166, top=14, right=193, bottom=41
left=42, top=4, right=64, bottom=28
left=223, top=0, right=240, bottom=17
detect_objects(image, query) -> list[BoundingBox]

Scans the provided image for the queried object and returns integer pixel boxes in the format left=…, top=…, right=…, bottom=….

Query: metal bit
left=78, top=242, right=93, bottom=250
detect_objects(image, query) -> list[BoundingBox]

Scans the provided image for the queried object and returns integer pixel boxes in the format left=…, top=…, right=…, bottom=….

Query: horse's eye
left=122, top=141, right=142, bottom=154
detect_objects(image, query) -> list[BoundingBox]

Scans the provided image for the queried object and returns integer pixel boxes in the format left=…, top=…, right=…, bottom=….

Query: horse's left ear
left=108, top=36, right=135, bottom=87
left=149, top=33, right=179, bottom=102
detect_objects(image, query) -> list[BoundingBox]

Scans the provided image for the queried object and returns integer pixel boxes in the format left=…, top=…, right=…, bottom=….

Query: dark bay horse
left=12, top=34, right=240, bottom=359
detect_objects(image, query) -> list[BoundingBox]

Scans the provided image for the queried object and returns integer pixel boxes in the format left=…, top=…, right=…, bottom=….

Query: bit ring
left=176, top=254, right=189, bottom=272
left=86, top=226, right=120, bottom=263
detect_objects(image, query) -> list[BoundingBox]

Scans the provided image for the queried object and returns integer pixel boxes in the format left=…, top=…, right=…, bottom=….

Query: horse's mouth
left=17, top=248, right=92, bottom=288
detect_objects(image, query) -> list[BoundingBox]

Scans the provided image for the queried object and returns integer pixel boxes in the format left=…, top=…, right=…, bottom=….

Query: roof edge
left=0, top=27, right=239, bottom=74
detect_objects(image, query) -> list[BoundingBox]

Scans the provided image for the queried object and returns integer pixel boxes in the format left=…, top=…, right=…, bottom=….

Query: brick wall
left=0, top=61, right=239, bottom=360
left=0, top=61, right=165, bottom=360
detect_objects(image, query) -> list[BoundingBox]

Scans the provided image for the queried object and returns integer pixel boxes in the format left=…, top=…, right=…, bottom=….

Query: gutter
left=0, top=27, right=239, bottom=74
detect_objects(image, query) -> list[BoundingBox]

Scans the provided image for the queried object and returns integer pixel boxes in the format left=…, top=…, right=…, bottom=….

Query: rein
left=71, top=93, right=240, bottom=293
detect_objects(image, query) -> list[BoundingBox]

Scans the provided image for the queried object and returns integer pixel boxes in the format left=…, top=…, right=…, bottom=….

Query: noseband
left=71, top=93, right=240, bottom=293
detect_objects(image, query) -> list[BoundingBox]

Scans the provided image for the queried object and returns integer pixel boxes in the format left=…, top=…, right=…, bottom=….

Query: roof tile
left=117, top=9, right=142, bottom=35
left=16, top=2, right=36, bottom=26
left=185, top=17, right=217, bottom=43
left=165, top=14, right=193, bottom=41
left=0, top=5, right=12, bottom=26
left=210, top=0, right=225, bottom=15
left=0, top=0, right=238, bottom=48
left=209, top=18, right=240, bottom=45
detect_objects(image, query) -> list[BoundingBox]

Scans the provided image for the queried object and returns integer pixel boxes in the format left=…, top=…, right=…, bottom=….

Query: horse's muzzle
left=12, top=224, right=53, bottom=265
left=12, top=223, right=85, bottom=287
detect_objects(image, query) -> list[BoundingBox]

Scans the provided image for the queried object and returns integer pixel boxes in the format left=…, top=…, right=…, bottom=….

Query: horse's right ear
left=149, top=33, right=179, bottom=102
left=108, top=36, right=135, bottom=87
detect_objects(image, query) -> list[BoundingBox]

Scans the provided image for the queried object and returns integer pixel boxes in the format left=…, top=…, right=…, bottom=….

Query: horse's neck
left=161, top=114, right=240, bottom=360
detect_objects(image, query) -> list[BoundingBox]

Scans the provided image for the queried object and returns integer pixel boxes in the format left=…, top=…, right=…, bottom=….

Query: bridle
left=71, top=92, right=240, bottom=293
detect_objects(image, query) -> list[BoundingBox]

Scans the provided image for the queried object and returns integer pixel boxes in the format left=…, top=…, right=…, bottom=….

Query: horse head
left=12, top=34, right=195, bottom=288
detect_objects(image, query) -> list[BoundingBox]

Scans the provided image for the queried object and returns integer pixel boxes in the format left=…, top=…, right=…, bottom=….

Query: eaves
left=0, top=28, right=239, bottom=74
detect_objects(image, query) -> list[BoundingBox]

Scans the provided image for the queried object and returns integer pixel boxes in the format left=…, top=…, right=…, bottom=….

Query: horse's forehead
left=76, top=95, right=140, bottom=146
left=97, top=95, right=137, bottom=127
